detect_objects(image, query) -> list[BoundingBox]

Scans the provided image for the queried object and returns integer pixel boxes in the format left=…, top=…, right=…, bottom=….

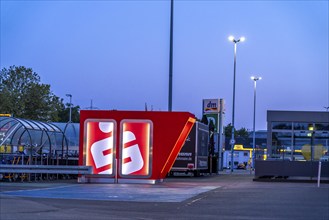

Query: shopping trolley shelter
left=0, top=116, right=81, bottom=181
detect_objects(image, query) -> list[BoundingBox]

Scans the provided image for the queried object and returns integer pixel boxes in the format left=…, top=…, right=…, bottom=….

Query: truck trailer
left=170, top=122, right=209, bottom=176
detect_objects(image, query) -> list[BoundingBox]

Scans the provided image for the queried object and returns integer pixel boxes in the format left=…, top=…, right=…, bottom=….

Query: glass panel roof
left=0, top=117, right=67, bottom=152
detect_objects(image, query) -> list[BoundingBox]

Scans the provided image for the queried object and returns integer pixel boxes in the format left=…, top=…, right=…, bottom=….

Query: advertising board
left=120, top=120, right=152, bottom=178
left=85, top=119, right=116, bottom=175
left=203, top=99, right=220, bottom=113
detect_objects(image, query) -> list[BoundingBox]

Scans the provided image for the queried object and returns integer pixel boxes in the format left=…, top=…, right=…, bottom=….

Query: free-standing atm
left=78, top=110, right=195, bottom=183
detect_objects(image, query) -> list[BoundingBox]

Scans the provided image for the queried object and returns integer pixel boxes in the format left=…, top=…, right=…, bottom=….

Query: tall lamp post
left=66, top=94, right=72, bottom=122
left=168, top=0, right=174, bottom=111
left=251, top=76, right=261, bottom=171
left=228, top=36, right=245, bottom=172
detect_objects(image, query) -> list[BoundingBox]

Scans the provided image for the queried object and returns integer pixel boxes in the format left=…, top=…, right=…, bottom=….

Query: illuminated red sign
left=85, top=120, right=116, bottom=175
left=79, top=110, right=195, bottom=183
left=120, top=120, right=152, bottom=177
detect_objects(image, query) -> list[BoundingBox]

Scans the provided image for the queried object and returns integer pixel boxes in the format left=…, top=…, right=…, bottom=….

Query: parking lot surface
left=1, top=172, right=328, bottom=220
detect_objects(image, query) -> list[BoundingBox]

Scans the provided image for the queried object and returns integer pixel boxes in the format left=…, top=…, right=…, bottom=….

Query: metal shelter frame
left=0, top=116, right=69, bottom=165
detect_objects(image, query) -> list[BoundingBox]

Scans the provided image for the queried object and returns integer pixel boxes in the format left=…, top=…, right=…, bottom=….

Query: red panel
left=120, top=120, right=151, bottom=177
left=79, top=110, right=196, bottom=181
left=160, top=117, right=195, bottom=176
left=84, top=120, right=115, bottom=175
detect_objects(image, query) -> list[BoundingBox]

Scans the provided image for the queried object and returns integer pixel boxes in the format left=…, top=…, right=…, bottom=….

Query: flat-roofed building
left=255, top=111, right=329, bottom=179
left=267, top=110, right=329, bottom=161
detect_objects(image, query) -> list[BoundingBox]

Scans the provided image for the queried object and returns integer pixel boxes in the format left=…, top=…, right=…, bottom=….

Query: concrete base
left=255, top=160, right=329, bottom=178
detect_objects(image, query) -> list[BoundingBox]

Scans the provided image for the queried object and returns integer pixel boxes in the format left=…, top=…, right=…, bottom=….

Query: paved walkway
left=1, top=173, right=328, bottom=220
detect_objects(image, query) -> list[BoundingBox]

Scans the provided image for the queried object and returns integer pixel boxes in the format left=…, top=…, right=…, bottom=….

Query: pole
left=66, top=94, right=72, bottom=122
left=218, top=99, right=224, bottom=172
left=252, top=79, right=257, bottom=170
left=311, top=132, right=314, bottom=161
left=317, top=161, right=322, bottom=187
left=230, top=42, right=237, bottom=173
left=69, top=95, right=72, bottom=122
left=168, top=0, right=174, bottom=111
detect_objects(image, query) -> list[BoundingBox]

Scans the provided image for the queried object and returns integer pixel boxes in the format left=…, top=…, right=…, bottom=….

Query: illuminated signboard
left=203, top=99, right=220, bottom=113
left=120, top=120, right=152, bottom=178
left=85, top=120, right=116, bottom=175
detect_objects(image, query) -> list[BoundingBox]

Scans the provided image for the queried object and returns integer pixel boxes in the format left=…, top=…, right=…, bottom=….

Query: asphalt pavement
left=1, top=171, right=328, bottom=220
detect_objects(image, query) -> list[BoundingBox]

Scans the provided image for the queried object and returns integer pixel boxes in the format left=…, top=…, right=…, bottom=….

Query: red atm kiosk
left=78, top=110, right=195, bottom=183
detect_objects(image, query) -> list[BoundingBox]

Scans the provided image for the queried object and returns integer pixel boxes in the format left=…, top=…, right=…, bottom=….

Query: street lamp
left=66, top=94, right=72, bottom=122
left=168, top=0, right=174, bottom=111
left=251, top=76, right=261, bottom=171
left=228, top=36, right=245, bottom=172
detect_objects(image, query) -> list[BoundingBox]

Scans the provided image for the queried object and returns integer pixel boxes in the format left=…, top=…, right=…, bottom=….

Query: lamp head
left=251, top=76, right=262, bottom=81
left=228, top=36, right=235, bottom=42
left=228, top=36, right=245, bottom=43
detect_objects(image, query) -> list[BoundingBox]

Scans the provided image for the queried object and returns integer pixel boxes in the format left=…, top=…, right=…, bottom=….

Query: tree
left=201, top=115, right=208, bottom=125
left=0, top=66, right=64, bottom=121
left=224, top=123, right=250, bottom=139
left=224, top=123, right=235, bottom=138
left=58, top=104, right=80, bottom=123
left=208, top=119, right=215, bottom=155
left=236, top=127, right=249, bottom=139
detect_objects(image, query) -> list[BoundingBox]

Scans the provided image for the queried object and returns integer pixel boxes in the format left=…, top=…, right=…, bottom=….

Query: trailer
left=170, top=122, right=209, bottom=176
left=223, top=147, right=251, bottom=170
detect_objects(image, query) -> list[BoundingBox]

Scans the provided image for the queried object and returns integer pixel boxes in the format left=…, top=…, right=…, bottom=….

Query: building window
left=315, top=123, right=329, bottom=131
left=271, top=131, right=292, bottom=159
left=293, top=122, right=312, bottom=131
left=272, top=122, right=292, bottom=130
left=292, top=131, right=311, bottom=161
left=314, top=131, right=329, bottom=160
left=268, top=111, right=329, bottom=161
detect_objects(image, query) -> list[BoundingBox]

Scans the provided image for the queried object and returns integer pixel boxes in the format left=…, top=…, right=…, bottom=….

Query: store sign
left=204, top=113, right=218, bottom=132
left=203, top=99, right=220, bottom=113
left=79, top=110, right=195, bottom=183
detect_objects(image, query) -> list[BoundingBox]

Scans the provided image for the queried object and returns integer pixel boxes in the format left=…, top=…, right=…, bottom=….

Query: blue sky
left=1, top=0, right=328, bottom=130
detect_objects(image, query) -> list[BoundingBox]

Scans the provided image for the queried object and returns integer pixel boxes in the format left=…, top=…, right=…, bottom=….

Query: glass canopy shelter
left=0, top=116, right=74, bottom=165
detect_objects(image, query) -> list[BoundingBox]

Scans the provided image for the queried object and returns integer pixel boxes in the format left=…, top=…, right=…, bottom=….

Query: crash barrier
left=0, top=153, right=79, bottom=166
left=0, top=165, right=92, bottom=182
left=0, top=153, right=81, bottom=181
left=254, top=160, right=329, bottom=180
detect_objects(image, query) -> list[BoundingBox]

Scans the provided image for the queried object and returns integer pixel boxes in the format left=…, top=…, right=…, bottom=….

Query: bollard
left=115, top=159, right=118, bottom=184
left=317, top=161, right=322, bottom=188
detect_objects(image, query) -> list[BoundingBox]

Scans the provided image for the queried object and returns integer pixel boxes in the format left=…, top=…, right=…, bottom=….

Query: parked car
left=237, top=163, right=246, bottom=169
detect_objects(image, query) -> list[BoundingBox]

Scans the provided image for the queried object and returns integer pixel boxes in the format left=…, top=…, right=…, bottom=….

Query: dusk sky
left=1, top=0, right=328, bottom=131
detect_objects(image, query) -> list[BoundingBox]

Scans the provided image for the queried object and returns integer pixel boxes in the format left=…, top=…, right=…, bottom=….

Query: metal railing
left=0, top=165, right=92, bottom=175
